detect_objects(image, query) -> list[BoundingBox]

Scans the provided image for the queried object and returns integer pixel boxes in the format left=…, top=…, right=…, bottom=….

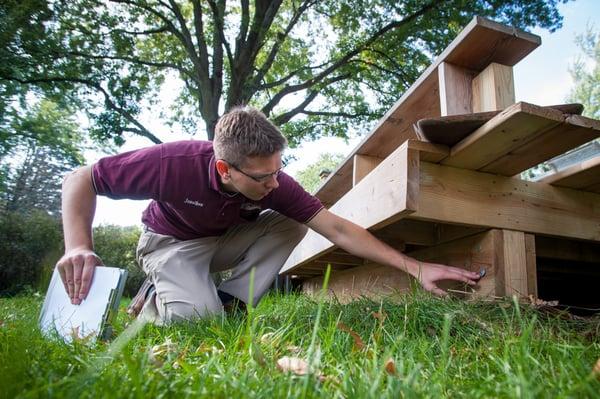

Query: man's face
left=223, top=152, right=282, bottom=201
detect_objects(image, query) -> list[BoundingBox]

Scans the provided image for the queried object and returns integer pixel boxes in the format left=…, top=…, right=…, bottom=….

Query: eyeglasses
left=228, top=162, right=283, bottom=183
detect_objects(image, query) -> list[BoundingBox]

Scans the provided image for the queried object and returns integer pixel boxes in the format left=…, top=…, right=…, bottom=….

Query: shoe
left=127, top=277, right=155, bottom=317
left=218, top=290, right=247, bottom=315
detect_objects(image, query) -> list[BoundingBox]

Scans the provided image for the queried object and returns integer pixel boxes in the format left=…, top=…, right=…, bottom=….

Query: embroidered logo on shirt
left=184, top=198, right=204, bottom=207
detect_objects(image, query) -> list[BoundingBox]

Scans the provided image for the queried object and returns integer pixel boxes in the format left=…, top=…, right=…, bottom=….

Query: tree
left=295, top=152, right=344, bottom=193
left=568, top=27, right=599, bottom=119
left=0, top=100, right=85, bottom=216
left=1, top=0, right=568, bottom=146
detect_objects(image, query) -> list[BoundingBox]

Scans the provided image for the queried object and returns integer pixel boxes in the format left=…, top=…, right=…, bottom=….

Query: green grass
left=1, top=291, right=599, bottom=398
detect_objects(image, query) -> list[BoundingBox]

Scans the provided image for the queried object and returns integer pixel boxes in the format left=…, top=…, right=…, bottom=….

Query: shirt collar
left=208, top=154, right=240, bottom=199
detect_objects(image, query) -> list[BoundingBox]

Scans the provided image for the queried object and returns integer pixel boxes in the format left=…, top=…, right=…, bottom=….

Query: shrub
left=93, top=224, right=144, bottom=297
left=0, top=210, right=63, bottom=296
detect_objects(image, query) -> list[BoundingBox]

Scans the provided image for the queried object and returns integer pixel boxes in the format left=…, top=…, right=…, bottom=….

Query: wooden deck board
left=481, top=115, right=600, bottom=176
left=442, top=102, right=566, bottom=170
left=538, top=155, right=600, bottom=193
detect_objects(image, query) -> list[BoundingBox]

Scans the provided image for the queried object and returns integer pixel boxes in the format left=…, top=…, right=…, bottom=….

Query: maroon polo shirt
left=91, top=140, right=324, bottom=240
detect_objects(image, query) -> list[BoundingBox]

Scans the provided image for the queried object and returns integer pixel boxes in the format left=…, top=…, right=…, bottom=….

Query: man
left=57, top=106, right=480, bottom=324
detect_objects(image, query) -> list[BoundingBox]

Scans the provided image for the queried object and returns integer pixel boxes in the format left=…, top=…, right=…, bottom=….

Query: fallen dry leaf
left=260, top=332, right=276, bottom=344
left=337, top=322, right=366, bottom=351
left=285, top=344, right=302, bottom=354
left=528, top=295, right=559, bottom=307
left=276, top=356, right=310, bottom=375
left=372, top=311, right=387, bottom=322
left=149, top=337, right=177, bottom=367
left=318, top=374, right=341, bottom=385
left=384, top=358, right=397, bottom=376
left=593, top=358, right=600, bottom=380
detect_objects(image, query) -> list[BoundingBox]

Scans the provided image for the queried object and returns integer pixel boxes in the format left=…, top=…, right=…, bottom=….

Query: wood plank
left=302, top=262, right=413, bottom=302
left=413, top=103, right=584, bottom=149
left=353, top=154, right=382, bottom=186
left=438, top=62, right=474, bottom=116
left=313, top=17, right=540, bottom=207
left=414, top=161, right=600, bottom=242
left=538, top=155, right=600, bottom=192
left=281, top=142, right=420, bottom=274
left=442, top=102, right=565, bottom=170
left=472, top=63, right=515, bottom=113
left=501, top=230, right=529, bottom=297
left=481, top=114, right=600, bottom=176
left=525, top=234, right=538, bottom=297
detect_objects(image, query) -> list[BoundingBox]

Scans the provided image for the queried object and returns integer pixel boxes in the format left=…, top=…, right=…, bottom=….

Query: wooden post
left=438, top=62, right=475, bottom=116
left=352, top=154, right=382, bottom=186
left=472, top=63, right=515, bottom=113
left=493, top=230, right=536, bottom=298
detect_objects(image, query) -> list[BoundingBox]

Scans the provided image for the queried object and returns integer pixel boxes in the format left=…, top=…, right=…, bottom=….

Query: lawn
left=1, top=288, right=599, bottom=398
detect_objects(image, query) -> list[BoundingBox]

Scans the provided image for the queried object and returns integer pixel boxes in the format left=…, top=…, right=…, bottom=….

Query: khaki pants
left=135, top=210, right=308, bottom=324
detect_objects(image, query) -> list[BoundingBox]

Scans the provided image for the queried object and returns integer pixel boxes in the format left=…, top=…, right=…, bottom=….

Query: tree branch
left=2, top=76, right=162, bottom=144
left=251, top=0, right=318, bottom=89
left=262, top=72, right=351, bottom=116
left=271, top=90, right=318, bottom=124
left=206, top=0, right=234, bottom=68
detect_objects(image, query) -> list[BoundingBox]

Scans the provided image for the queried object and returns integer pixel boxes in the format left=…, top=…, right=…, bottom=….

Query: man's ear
left=215, top=159, right=231, bottom=180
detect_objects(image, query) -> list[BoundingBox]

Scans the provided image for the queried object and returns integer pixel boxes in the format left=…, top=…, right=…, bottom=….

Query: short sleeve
left=92, top=145, right=162, bottom=200
left=267, top=173, right=324, bottom=223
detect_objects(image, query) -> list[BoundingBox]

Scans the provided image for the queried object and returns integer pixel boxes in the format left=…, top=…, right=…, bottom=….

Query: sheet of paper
left=39, top=266, right=124, bottom=342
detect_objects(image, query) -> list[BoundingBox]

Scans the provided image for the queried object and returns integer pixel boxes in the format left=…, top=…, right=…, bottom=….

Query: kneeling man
left=56, top=106, right=480, bottom=324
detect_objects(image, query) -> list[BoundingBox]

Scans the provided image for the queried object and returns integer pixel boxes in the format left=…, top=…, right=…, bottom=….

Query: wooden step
left=440, top=102, right=600, bottom=175
left=538, top=155, right=600, bottom=193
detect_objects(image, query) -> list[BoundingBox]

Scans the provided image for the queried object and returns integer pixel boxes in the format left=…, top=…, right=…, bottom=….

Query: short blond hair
left=213, top=106, right=287, bottom=167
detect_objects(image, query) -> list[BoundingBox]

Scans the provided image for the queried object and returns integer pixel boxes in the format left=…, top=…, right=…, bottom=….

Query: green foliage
left=0, top=210, right=63, bottom=296
left=0, top=0, right=568, bottom=145
left=0, top=99, right=85, bottom=216
left=568, top=26, right=599, bottom=119
left=295, top=152, right=345, bottom=193
left=93, top=224, right=144, bottom=298
left=1, top=292, right=599, bottom=397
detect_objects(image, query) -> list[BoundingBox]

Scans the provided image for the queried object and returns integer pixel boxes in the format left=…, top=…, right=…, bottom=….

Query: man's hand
left=307, top=209, right=483, bottom=298
left=414, top=260, right=481, bottom=297
left=56, top=248, right=103, bottom=305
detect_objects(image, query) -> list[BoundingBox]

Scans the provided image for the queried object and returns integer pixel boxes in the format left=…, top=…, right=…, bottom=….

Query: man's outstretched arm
left=306, top=208, right=480, bottom=296
left=57, top=165, right=103, bottom=304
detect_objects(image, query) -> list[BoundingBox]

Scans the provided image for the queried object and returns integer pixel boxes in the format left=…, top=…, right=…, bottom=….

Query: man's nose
left=265, top=175, right=279, bottom=189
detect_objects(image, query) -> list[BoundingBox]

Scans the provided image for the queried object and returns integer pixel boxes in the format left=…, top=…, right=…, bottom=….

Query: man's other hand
left=56, top=249, right=103, bottom=305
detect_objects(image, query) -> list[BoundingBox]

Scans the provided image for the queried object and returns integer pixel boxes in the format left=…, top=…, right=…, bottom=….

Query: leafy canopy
left=1, top=0, right=568, bottom=146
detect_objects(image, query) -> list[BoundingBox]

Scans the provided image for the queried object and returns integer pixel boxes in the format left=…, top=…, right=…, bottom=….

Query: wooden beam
left=499, top=230, right=529, bottom=297
left=302, top=262, right=413, bottom=303
left=352, top=154, right=382, bottom=186
left=538, top=155, right=600, bottom=193
left=442, top=102, right=565, bottom=171
left=525, top=234, right=538, bottom=297
left=438, top=62, right=474, bottom=116
left=414, top=161, right=600, bottom=242
left=281, top=142, right=420, bottom=274
left=472, top=63, right=515, bottom=113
